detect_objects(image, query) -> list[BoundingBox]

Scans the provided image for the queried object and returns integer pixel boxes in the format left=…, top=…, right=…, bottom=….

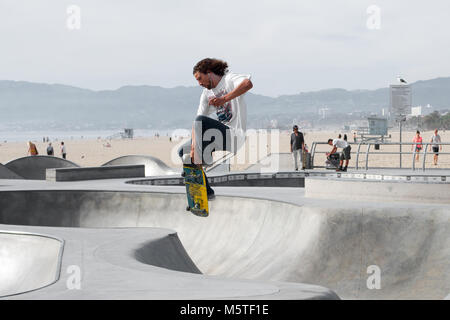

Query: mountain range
left=1, top=77, right=450, bottom=130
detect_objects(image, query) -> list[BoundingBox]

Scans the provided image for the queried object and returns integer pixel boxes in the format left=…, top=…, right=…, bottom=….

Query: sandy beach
left=1, top=130, right=449, bottom=170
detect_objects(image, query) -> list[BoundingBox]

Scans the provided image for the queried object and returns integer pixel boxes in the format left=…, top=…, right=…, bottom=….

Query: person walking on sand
left=60, top=141, right=67, bottom=159
left=430, top=129, right=442, bottom=166
left=178, top=58, right=253, bottom=200
left=47, top=142, right=54, bottom=156
left=27, top=141, right=38, bottom=156
left=290, top=125, right=305, bottom=171
left=411, top=130, right=423, bottom=162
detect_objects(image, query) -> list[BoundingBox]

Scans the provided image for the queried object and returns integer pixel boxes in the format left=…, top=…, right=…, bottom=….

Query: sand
left=0, top=130, right=449, bottom=170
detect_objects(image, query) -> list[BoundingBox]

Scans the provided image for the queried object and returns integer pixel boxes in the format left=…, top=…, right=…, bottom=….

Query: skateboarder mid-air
left=178, top=58, right=253, bottom=199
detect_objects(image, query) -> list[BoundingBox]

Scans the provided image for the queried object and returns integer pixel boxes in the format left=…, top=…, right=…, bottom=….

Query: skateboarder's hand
left=209, top=96, right=227, bottom=107
left=190, top=147, right=195, bottom=163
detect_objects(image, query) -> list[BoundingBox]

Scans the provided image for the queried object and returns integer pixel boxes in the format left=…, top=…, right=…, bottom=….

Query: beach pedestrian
left=411, top=130, right=423, bottom=162
left=61, top=141, right=67, bottom=159
left=47, top=142, right=54, bottom=156
left=430, top=129, right=442, bottom=166
left=27, top=141, right=38, bottom=156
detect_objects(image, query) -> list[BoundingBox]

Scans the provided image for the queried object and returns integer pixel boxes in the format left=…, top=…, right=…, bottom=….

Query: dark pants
left=178, top=115, right=232, bottom=194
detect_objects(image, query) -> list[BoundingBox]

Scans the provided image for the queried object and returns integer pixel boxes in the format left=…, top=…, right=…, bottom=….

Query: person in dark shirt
left=290, top=125, right=305, bottom=170
left=46, top=142, right=54, bottom=156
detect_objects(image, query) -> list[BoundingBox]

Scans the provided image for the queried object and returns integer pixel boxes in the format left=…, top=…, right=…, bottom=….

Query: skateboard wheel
left=186, top=206, right=190, bottom=211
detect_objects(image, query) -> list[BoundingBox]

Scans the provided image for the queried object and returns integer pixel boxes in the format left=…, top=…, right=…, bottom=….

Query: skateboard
left=302, top=149, right=307, bottom=170
left=325, top=153, right=340, bottom=169
left=182, top=165, right=209, bottom=217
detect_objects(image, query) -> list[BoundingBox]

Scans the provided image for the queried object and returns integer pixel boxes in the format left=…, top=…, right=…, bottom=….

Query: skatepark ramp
left=0, top=164, right=22, bottom=179
left=5, top=156, right=79, bottom=180
left=0, top=190, right=448, bottom=299
left=0, top=231, right=63, bottom=297
left=102, top=155, right=178, bottom=177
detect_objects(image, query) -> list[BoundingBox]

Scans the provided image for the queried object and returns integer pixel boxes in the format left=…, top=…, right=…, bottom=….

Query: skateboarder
left=178, top=58, right=253, bottom=199
left=327, top=137, right=351, bottom=172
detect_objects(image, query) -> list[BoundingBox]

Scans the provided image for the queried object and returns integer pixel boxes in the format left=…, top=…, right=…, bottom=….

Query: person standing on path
left=60, top=141, right=67, bottom=159
left=290, top=125, right=305, bottom=170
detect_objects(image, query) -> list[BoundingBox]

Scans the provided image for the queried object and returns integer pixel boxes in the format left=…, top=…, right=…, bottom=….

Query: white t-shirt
left=333, top=138, right=348, bottom=149
left=196, top=71, right=251, bottom=149
left=61, top=145, right=66, bottom=154
left=431, top=134, right=441, bottom=148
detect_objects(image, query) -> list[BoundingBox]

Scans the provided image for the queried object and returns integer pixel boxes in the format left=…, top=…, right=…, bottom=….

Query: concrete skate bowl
left=0, top=164, right=23, bottom=179
left=0, top=190, right=449, bottom=299
left=102, top=155, right=178, bottom=176
left=0, top=231, right=63, bottom=297
left=5, top=156, right=80, bottom=180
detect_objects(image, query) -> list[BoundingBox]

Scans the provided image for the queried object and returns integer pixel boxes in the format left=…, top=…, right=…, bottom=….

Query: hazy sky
left=1, top=0, right=450, bottom=96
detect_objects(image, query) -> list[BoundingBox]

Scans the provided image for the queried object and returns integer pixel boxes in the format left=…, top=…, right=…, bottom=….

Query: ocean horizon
left=0, top=129, right=185, bottom=143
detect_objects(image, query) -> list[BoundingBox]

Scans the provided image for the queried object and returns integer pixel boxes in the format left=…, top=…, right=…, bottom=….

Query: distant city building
left=411, top=106, right=422, bottom=116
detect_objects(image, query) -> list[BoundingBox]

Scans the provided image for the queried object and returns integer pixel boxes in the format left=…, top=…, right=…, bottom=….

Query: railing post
left=412, top=142, right=417, bottom=171
left=365, top=143, right=371, bottom=170
left=422, top=143, right=429, bottom=171
left=355, top=142, right=363, bottom=170
left=311, top=142, right=317, bottom=168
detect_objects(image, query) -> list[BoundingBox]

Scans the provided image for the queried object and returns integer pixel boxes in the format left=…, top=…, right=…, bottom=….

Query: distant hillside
left=1, top=77, right=450, bottom=130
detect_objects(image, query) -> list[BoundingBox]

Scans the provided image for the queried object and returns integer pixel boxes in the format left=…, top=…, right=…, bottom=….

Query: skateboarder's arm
left=327, top=146, right=337, bottom=156
left=209, top=79, right=253, bottom=106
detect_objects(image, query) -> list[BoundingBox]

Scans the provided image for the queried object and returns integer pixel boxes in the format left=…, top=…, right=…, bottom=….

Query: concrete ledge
left=305, top=176, right=450, bottom=204
left=127, top=171, right=311, bottom=188
left=46, top=165, right=145, bottom=182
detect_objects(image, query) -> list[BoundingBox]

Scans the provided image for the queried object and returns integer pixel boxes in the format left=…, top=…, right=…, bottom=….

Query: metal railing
left=310, top=141, right=450, bottom=171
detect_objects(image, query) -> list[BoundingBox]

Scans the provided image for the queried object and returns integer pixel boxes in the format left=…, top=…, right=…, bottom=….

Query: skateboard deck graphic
left=182, top=165, right=209, bottom=217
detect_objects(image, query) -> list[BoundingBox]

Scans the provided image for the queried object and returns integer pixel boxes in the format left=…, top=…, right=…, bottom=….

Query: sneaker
left=207, top=193, right=216, bottom=201
left=342, top=167, right=347, bottom=172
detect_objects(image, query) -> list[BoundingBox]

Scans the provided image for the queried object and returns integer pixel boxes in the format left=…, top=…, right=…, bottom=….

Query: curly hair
left=193, top=58, right=228, bottom=76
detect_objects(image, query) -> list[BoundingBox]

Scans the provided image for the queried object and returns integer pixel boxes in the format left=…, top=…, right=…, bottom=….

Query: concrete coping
left=46, top=164, right=145, bottom=182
